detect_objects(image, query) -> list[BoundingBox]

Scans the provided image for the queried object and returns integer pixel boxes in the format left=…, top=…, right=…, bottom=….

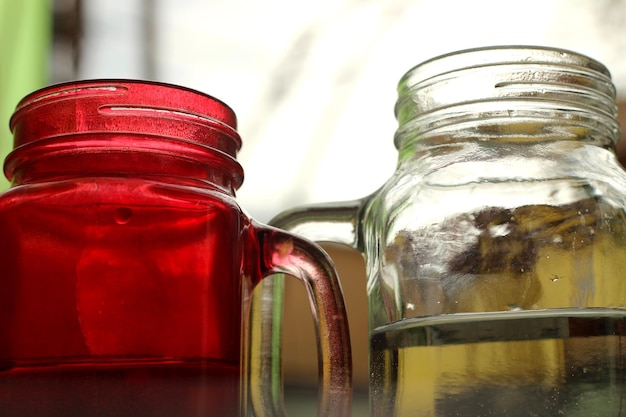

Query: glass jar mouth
left=9, top=79, right=241, bottom=155
left=5, top=79, right=245, bottom=189
left=394, top=46, right=620, bottom=150
left=397, top=45, right=612, bottom=96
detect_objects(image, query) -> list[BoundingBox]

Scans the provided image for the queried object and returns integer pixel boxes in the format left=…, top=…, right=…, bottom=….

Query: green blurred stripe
left=0, top=0, right=51, bottom=189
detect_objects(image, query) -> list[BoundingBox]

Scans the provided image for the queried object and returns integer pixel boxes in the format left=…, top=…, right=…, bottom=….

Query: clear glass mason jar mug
left=0, top=80, right=351, bottom=417
left=259, top=46, right=626, bottom=416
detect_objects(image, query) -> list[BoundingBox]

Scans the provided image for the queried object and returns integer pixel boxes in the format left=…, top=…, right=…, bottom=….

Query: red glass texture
left=0, top=81, right=251, bottom=416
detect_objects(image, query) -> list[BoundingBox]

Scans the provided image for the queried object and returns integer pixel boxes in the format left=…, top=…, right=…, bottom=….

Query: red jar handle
left=250, top=223, right=352, bottom=417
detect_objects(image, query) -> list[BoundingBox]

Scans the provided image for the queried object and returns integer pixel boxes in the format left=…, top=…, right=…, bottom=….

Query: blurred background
left=2, top=0, right=626, bottom=414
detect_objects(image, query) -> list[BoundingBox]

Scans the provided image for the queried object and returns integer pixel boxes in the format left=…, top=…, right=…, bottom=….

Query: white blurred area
left=76, top=0, right=626, bottom=222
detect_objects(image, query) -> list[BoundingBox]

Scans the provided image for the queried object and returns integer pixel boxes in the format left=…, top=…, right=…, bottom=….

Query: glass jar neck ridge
left=393, top=46, right=621, bottom=154
left=4, top=80, right=244, bottom=191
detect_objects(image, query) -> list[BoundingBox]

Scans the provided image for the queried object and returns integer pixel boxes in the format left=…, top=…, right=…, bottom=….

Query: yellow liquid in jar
left=371, top=201, right=626, bottom=416
left=371, top=309, right=626, bottom=417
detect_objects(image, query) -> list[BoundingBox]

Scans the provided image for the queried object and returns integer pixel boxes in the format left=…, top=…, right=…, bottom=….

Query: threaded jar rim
left=394, top=46, right=620, bottom=150
left=5, top=79, right=244, bottom=189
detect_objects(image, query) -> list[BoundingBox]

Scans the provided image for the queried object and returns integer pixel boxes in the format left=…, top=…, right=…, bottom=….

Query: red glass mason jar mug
left=0, top=80, right=351, bottom=417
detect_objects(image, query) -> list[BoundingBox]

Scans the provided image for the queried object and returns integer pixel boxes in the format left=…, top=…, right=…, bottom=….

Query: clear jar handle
left=268, top=199, right=365, bottom=248
left=250, top=221, right=353, bottom=417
